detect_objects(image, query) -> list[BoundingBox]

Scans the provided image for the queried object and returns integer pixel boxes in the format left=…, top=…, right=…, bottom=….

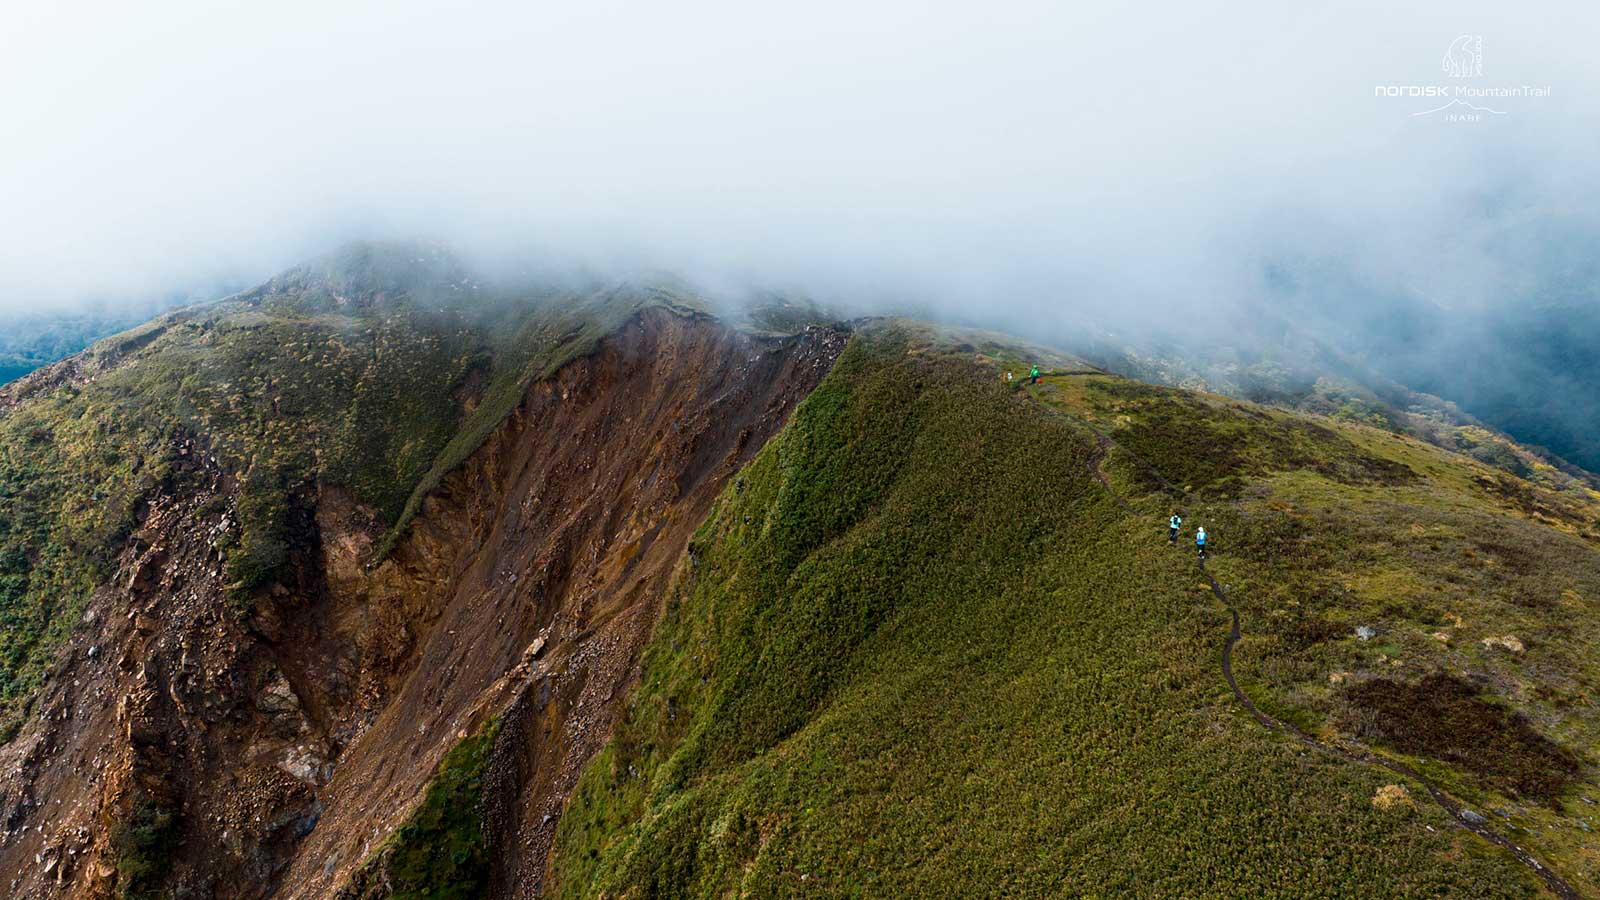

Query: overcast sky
left=2, top=1, right=1596, bottom=320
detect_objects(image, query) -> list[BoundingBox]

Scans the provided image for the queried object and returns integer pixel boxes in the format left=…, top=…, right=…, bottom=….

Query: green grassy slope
left=1070, top=324, right=1600, bottom=493
left=1036, top=374, right=1600, bottom=890
left=548, top=328, right=1548, bottom=897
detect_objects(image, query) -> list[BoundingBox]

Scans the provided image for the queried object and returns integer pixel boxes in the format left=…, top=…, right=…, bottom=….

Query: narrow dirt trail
left=1034, top=377, right=1579, bottom=899
left=1200, top=566, right=1578, bottom=899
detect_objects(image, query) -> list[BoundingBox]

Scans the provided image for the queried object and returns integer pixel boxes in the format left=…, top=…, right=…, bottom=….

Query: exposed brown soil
left=0, top=308, right=844, bottom=898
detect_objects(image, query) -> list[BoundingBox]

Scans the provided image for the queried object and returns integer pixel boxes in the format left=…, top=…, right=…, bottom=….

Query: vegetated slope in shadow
left=1029, top=371, right=1600, bottom=897
left=0, top=301, right=843, bottom=899
left=548, top=329, right=1538, bottom=898
left=1065, top=298, right=1600, bottom=496
left=0, top=304, right=178, bottom=387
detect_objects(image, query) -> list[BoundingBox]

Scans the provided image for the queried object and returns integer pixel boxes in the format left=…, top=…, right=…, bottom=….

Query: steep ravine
left=0, top=308, right=844, bottom=898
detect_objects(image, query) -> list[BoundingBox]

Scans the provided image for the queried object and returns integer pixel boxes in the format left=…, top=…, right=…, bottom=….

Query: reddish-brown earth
left=0, top=308, right=844, bottom=898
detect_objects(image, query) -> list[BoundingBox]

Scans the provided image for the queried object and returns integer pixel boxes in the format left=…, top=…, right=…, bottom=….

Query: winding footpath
left=1202, top=568, right=1577, bottom=899
left=1045, top=381, right=1579, bottom=899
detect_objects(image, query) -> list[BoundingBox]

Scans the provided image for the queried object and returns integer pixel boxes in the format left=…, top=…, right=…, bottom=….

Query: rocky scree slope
left=0, top=249, right=845, bottom=897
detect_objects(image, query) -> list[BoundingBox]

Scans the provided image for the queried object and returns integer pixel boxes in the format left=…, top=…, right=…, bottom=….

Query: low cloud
left=2, top=0, right=1596, bottom=337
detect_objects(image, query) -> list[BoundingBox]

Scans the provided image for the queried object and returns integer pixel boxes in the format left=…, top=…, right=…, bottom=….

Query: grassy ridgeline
left=1054, top=373, right=1600, bottom=885
left=549, top=329, right=1534, bottom=897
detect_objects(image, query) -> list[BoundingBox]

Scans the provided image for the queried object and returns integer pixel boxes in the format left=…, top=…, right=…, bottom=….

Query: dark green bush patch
left=344, top=720, right=500, bottom=899
left=111, top=793, right=180, bottom=900
left=1342, top=674, right=1583, bottom=804
left=1281, top=614, right=1348, bottom=650
left=1085, top=380, right=1415, bottom=497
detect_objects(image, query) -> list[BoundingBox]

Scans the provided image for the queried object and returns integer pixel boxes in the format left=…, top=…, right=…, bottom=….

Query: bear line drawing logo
left=1443, top=35, right=1483, bottom=78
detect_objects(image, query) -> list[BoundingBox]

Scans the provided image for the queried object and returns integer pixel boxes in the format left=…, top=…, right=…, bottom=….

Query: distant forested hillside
left=1386, top=301, right=1600, bottom=474
left=0, top=298, right=203, bottom=384
left=1082, top=262, right=1600, bottom=478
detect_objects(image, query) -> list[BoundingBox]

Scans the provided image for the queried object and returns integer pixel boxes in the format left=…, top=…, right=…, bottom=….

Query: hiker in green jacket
left=1168, top=512, right=1183, bottom=544
left=1029, top=364, right=1041, bottom=385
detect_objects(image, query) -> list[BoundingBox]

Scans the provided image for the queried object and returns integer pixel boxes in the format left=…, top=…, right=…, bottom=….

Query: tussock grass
left=1038, top=370, right=1600, bottom=891
left=549, top=333, right=1537, bottom=897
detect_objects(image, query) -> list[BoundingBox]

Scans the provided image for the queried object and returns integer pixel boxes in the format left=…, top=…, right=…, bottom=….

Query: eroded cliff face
left=0, top=308, right=844, bottom=898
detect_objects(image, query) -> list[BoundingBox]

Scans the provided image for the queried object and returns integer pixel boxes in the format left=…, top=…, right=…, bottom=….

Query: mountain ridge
left=0, top=249, right=1596, bottom=896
